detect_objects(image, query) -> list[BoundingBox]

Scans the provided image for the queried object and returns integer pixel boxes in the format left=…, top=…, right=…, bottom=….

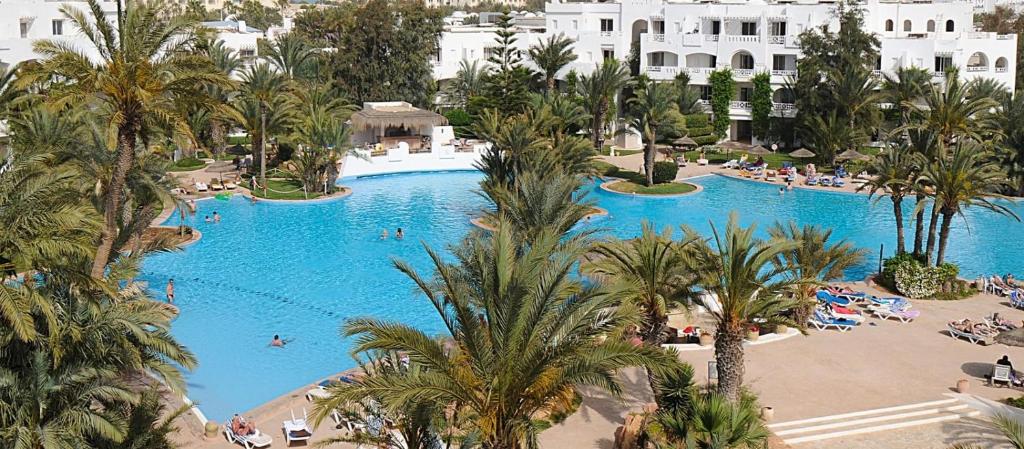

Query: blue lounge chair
left=816, top=290, right=852, bottom=307
left=1011, top=290, right=1024, bottom=309
left=865, top=295, right=909, bottom=309
left=806, top=176, right=819, bottom=186
left=809, top=309, right=857, bottom=332
left=833, top=177, right=846, bottom=187
left=820, top=176, right=833, bottom=187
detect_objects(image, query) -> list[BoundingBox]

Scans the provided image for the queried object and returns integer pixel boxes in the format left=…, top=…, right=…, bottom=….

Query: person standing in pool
left=166, top=279, right=175, bottom=303
left=270, top=335, right=289, bottom=347
left=380, top=229, right=389, bottom=240
left=396, top=228, right=404, bottom=240
left=204, top=215, right=212, bottom=223
left=213, top=211, right=221, bottom=223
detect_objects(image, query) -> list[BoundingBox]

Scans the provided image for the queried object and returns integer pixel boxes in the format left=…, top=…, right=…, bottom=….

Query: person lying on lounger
left=231, top=414, right=256, bottom=436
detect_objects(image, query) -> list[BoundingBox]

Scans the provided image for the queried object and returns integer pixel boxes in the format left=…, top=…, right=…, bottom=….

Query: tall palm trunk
left=936, top=210, right=955, bottom=265
left=546, top=76, right=556, bottom=93
left=593, top=99, right=608, bottom=151
left=892, top=197, right=906, bottom=254
left=714, top=323, right=745, bottom=402
left=912, top=194, right=925, bottom=258
left=210, top=118, right=225, bottom=156
left=259, top=104, right=267, bottom=189
left=91, top=121, right=138, bottom=278
left=924, top=202, right=940, bottom=266
left=644, top=133, right=656, bottom=186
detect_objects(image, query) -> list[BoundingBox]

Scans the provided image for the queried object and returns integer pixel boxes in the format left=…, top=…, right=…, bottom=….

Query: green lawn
left=167, top=157, right=207, bottom=172
left=598, top=145, right=642, bottom=156
left=683, top=150, right=797, bottom=170
left=604, top=168, right=696, bottom=195
left=244, top=179, right=323, bottom=200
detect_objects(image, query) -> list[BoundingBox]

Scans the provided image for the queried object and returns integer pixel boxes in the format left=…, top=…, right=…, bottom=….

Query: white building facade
left=540, top=0, right=1017, bottom=141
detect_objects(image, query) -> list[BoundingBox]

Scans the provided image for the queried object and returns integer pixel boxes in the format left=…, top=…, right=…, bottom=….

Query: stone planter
left=204, top=421, right=220, bottom=439
left=760, top=406, right=775, bottom=421
left=956, top=379, right=970, bottom=393
left=775, top=324, right=789, bottom=335
left=746, top=330, right=760, bottom=341
left=698, top=333, right=714, bottom=346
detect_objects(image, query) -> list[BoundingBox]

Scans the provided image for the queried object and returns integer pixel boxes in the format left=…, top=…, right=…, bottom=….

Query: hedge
left=652, top=161, right=679, bottom=184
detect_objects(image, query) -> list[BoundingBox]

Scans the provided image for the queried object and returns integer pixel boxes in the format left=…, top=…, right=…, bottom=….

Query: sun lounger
left=991, top=364, right=1014, bottom=387
left=808, top=309, right=857, bottom=332
left=819, top=176, right=833, bottom=187
left=722, top=159, right=739, bottom=169
left=985, top=313, right=1019, bottom=331
left=805, top=176, right=819, bottom=186
left=864, top=295, right=909, bottom=309
left=830, top=304, right=866, bottom=323
left=868, top=304, right=920, bottom=323
left=224, top=420, right=272, bottom=449
left=816, top=290, right=852, bottom=307
left=827, top=286, right=870, bottom=302
left=195, top=182, right=209, bottom=192
left=225, top=181, right=238, bottom=190
left=765, top=170, right=777, bottom=181
left=833, top=177, right=846, bottom=187
left=1010, top=290, right=1024, bottom=309
left=947, top=320, right=995, bottom=345
left=211, top=182, right=225, bottom=191
left=675, top=156, right=688, bottom=167
left=282, top=408, right=313, bottom=445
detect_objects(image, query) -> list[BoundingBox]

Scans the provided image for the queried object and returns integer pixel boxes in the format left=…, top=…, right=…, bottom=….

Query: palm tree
left=528, top=33, right=577, bottom=93
left=652, top=392, right=769, bottom=449
left=91, top=388, right=192, bottom=449
left=828, top=67, right=883, bottom=138
left=800, top=112, right=864, bottom=164
left=858, top=143, right=918, bottom=254
left=578, top=59, right=631, bottom=152
left=995, top=94, right=1024, bottom=196
left=235, top=63, right=291, bottom=190
left=201, top=39, right=243, bottom=157
left=264, top=32, right=314, bottom=81
left=446, top=59, right=486, bottom=107
left=901, top=70, right=998, bottom=148
left=768, top=222, right=867, bottom=325
left=485, top=171, right=595, bottom=241
left=687, top=214, right=799, bottom=402
left=881, top=66, right=930, bottom=131
left=924, top=144, right=1018, bottom=265
left=672, top=72, right=704, bottom=115
left=315, top=220, right=674, bottom=449
left=626, top=77, right=679, bottom=186
left=949, top=414, right=1024, bottom=449
left=19, top=0, right=227, bottom=277
left=586, top=222, right=698, bottom=346
left=907, top=129, right=940, bottom=258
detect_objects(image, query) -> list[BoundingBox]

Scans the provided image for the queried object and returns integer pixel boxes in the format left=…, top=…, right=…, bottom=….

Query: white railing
left=768, top=35, right=786, bottom=45
left=653, top=33, right=665, bottom=42
left=698, top=99, right=711, bottom=105
left=730, top=101, right=751, bottom=110
left=933, top=71, right=946, bottom=78
left=733, top=68, right=755, bottom=78
left=687, top=67, right=715, bottom=75
left=600, top=31, right=613, bottom=37
left=771, top=69, right=796, bottom=77
left=996, top=67, right=1009, bottom=73
left=726, top=35, right=760, bottom=43
left=966, top=66, right=988, bottom=72
left=871, top=69, right=882, bottom=76
left=772, top=103, right=795, bottom=111
left=646, top=66, right=679, bottom=75
left=998, top=34, right=1015, bottom=40
left=705, top=34, right=720, bottom=42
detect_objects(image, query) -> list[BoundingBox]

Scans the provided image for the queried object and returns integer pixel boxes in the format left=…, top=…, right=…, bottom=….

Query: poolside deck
left=171, top=281, right=1024, bottom=449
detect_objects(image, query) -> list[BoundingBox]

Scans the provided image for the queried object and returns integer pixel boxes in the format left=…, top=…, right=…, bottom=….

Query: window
left=741, top=22, right=757, bottom=36
left=699, top=85, right=712, bottom=101
left=572, top=20, right=578, bottom=30
left=19, top=22, right=28, bottom=38
left=239, top=49, right=255, bottom=59
left=738, top=87, right=752, bottom=102
left=770, top=21, right=787, bottom=36
left=945, top=20, right=955, bottom=32
left=927, top=20, right=935, bottom=32
left=51, top=20, right=63, bottom=36
left=934, top=55, right=953, bottom=73
left=650, top=52, right=665, bottom=67
left=711, top=20, right=721, bottom=35
left=903, top=20, right=911, bottom=32
left=674, top=21, right=681, bottom=33
left=600, top=19, right=614, bottom=32
left=772, top=54, right=789, bottom=70
left=885, top=19, right=893, bottom=32
left=653, top=20, right=665, bottom=34
left=552, top=20, right=558, bottom=29
left=737, top=53, right=754, bottom=69
left=602, top=49, right=615, bottom=60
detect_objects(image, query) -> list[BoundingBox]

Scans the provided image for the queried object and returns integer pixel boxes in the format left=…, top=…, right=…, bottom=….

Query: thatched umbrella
left=747, top=145, right=771, bottom=155
left=836, top=149, right=871, bottom=161
left=207, top=161, right=239, bottom=183
left=997, top=328, right=1024, bottom=347
left=674, top=136, right=698, bottom=147
left=789, top=148, right=816, bottom=158
left=226, top=144, right=248, bottom=156
left=719, top=141, right=750, bottom=151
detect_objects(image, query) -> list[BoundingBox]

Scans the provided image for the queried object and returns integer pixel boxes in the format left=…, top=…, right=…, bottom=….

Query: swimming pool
left=142, top=171, right=1024, bottom=419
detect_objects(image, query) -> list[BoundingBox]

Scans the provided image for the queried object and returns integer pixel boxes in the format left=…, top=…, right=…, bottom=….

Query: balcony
left=600, top=31, right=613, bottom=37
left=771, top=69, right=797, bottom=77
left=652, top=33, right=665, bottom=42
left=871, top=69, right=882, bottom=77
left=698, top=99, right=711, bottom=105
left=733, top=68, right=755, bottom=78
left=686, top=67, right=716, bottom=76
left=646, top=66, right=679, bottom=77
left=730, top=101, right=751, bottom=110
left=773, top=103, right=795, bottom=111
left=933, top=71, right=945, bottom=78
left=997, top=67, right=1009, bottom=73
left=725, top=35, right=760, bottom=43
left=705, top=34, right=719, bottom=42
left=966, top=66, right=988, bottom=72
left=768, top=35, right=785, bottom=45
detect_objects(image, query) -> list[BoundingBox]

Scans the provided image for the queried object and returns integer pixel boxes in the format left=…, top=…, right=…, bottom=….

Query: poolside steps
left=768, top=398, right=980, bottom=445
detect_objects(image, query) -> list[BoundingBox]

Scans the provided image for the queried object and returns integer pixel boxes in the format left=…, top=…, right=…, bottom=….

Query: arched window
left=885, top=19, right=894, bottom=32
left=946, top=20, right=955, bottom=32
left=903, top=20, right=912, bottom=32
left=927, top=20, right=935, bottom=32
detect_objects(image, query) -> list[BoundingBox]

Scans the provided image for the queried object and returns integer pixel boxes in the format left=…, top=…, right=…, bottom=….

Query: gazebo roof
left=350, top=102, right=448, bottom=131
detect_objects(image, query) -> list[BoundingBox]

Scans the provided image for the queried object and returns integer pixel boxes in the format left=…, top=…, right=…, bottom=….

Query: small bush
left=444, top=108, right=472, bottom=127
left=652, top=161, right=679, bottom=184
left=693, top=135, right=718, bottom=145
left=881, top=254, right=962, bottom=299
left=1006, top=396, right=1024, bottom=409
left=169, top=157, right=205, bottom=171
left=196, top=151, right=211, bottom=159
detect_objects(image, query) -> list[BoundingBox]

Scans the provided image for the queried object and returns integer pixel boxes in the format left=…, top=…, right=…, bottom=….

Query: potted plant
left=775, top=324, right=789, bottom=335
left=746, top=326, right=760, bottom=341
left=698, top=331, right=714, bottom=346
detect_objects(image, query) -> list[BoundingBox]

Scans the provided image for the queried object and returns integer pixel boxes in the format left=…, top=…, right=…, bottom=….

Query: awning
left=350, top=104, right=448, bottom=131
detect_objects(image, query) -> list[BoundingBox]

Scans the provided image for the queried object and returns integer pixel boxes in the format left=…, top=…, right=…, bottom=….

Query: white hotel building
left=434, top=0, right=1018, bottom=142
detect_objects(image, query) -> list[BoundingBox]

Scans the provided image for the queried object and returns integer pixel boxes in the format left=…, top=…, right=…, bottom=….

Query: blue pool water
left=142, top=171, right=1024, bottom=419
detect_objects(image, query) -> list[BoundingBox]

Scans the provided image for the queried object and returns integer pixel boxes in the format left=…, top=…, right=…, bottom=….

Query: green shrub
left=881, top=254, right=962, bottom=299
left=168, top=157, right=205, bottom=171
left=445, top=108, right=472, bottom=127
left=1006, top=396, right=1024, bottom=409
left=196, top=151, right=211, bottom=159
left=693, top=135, right=718, bottom=145
left=652, top=161, right=679, bottom=184
left=685, top=126, right=715, bottom=137
left=684, top=113, right=710, bottom=128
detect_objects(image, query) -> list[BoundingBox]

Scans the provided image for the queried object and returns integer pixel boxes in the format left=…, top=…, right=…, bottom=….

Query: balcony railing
left=725, top=35, right=760, bottom=43
left=687, top=67, right=715, bottom=75
left=998, top=34, right=1015, bottom=40
left=771, top=69, right=796, bottom=77
left=733, top=68, right=755, bottom=78
left=768, top=35, right=785, bottom=45
left=698, top=99, right=711, bottom=105
left=652, top=33, right=665, bottom=42
left=600, top=31, right=613, bottom=37
left=646, top=66, right=678, bottom=75
left=966, top=65, right=988, bottom=72
left=772, top=103, right=795, bottom=111
left=871, top=69, right=882, bottom=77
left=730, top=101, right=751, bottom=110
left=997, top=67, right=1009, bottom=73
left=933, top=71, right=946, bottom=78
left=705, top=34, right=719, bottom=42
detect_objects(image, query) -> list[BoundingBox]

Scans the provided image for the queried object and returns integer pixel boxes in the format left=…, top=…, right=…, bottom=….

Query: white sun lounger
left=808, top=310, right=857, bottom=332
left=868, top=304, right=921, bottom=323
left=947, top=322, right=994, bottom=345
left=195, top=182, right=209, bottom=192
left=224, top=422, right=272, bottom=449
left=282, top=408, right=313, bottom=445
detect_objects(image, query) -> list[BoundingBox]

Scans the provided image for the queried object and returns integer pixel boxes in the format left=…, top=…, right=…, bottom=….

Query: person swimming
left=213, top=211, right=221, bottom=223
left=396, top=228, right=404, bottom=240
left=270, top=334, right=289, bottom=347
left=165, top=279, right=175, bottom=303
left=204, top=215, right=212, bottom=223
left=380, top=229, right=389, bottom=240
